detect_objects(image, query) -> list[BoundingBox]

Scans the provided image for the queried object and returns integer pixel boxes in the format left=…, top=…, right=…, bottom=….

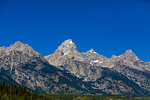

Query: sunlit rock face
left=110, top=50, right=150, bottom=71
left=45, top=39, right=85, bottom=66
left=45, top=39, right=102, bottom=81
left=45, top=39, right=150, bottom=81
left=0, top=41, right=45, bottom=71
left=0, top=41, right=93, bottom=94
left=45, top=39, right=150, bottom=94
left=0, top=40, right=150, bottom=95
left=112, top=64, right=150, bottom=92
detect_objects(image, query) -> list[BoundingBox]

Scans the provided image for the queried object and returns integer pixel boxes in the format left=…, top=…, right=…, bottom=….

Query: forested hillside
left=0, top=81, right=52, bottom=100
left=0, top=81, right=150, bottom=100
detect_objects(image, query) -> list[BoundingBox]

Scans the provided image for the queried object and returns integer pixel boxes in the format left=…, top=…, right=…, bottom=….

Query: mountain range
left=0, top=39, right=150, bottom=95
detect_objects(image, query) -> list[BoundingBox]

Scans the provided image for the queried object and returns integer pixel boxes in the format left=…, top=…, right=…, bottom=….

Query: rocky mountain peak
left=124, top=49, right=135, bottom=55
left=0, top=41, right=150, bottom=95
left=110, top=49, right=141, bottom=70
left=14, top=41, right=24, bottom=45
left=10, top=41, right=30, bottom=49
left=122, top=49, right=139, bottom=61
left=89, top=48, right=94, bottom=52
left=111, top=50, right=139, bottom=61
left=55, top=39, right=78, bottom=55
left=44, top=39, right=85, bottom=66
left=63, top=39, right=74, bottom=44
left=87, top=48, right=97, bottom=54
left=5, top=41, right=44, bottom=60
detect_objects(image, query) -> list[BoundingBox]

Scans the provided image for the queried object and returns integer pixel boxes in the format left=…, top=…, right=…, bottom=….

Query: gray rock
left=0, top=41, right=92, bottom=94
left=45, top=39, right=150, bottom=94
left=0, top=40, right=150, bottom=95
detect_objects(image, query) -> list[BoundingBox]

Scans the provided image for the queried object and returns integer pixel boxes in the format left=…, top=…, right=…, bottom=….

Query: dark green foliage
left=42, top=94, right=150, bottom=100
left=0, top=81, right=52, bottom=100
left=0, top=81, right=149, bottom=100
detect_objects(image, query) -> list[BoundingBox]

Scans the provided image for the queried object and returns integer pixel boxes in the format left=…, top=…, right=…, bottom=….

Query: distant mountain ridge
left=0, top=41, right=92, bottom=94
left=45, top=39, right=150, bottom=94
left=0, top=40, right=149, bottom=95
left=45, top=39, right=150, bottom=71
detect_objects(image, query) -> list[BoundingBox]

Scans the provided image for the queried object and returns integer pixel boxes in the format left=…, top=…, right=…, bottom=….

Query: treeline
left=0, top=81, right=149, bottom=100
left=0, top=81, right=52, bottom=100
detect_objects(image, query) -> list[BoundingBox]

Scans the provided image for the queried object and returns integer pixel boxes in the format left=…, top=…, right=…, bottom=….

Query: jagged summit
left=0, top=41, right=44, bottom=61
left=44, top=39, right=85, bottom=66
left=110, top=49, right=141, bottom=70
left=10, top=41, right=29, bottom=48
left=44, top=39, right=150, bottom=72
left=0, top=41, right=26, bottom=48
left=89, top=48, right=94, bottom=52
left=0, top=40, right=150, bottom=95
left=124, top=49, right=135, bottom=55
left=110, top=49, right=138, bottom=60
left=55, top=39, right=78, bottom=55
left=62, top=39, right=75, bottom=47
left=122, top=49, right=139, bottom=61
left=14, top=41, right=24, bottom=45
left=62, top=39, right=74, bottom=44
left=9, top=41, right=34, bottom=53
left=87, top=48, right=97, bottom=54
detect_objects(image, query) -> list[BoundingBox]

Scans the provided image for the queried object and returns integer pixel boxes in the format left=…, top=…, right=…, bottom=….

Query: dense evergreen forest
left=0, top=81, right=149, bottom=100
left=0, top=81, right=52, bottom=100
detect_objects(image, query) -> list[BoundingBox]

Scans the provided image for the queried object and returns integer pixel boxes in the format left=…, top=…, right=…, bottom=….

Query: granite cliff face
left=45, top=40, right=150, bottom=79
left=110, top=50, right=150, bottom=71
left=0, top=41, right=93, bottom=94
left=45, top=39, right=85, bottom=66
left=0, top=41, right=46, bottom=72
left=0, top=40, right=150, bottom=95
left=89, top=67, right=148, bottom=95
left=82, top=49, right=110, bottom=68
left=45, top=39, right=150, bottom=94
left=112, top=64, right=150, bottom=92
left=45, top=40, right=102, bottom=81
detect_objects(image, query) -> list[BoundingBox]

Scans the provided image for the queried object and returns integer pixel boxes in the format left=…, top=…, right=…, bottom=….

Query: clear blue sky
left=0, top=0, right=150, bottom=61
